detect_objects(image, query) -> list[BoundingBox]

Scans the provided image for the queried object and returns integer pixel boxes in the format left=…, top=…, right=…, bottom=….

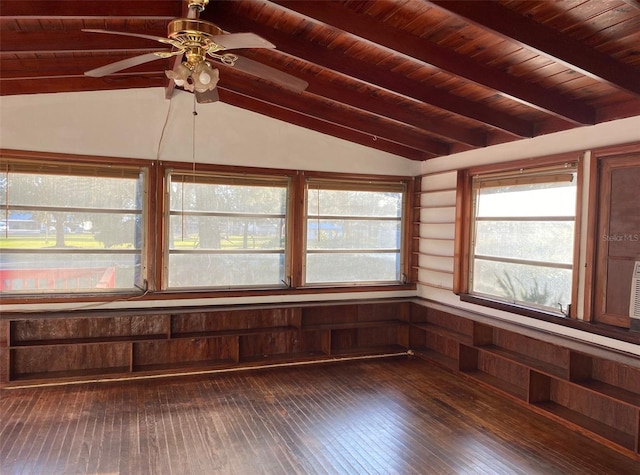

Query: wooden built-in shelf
left=534, top=401, right=638, bottom=452
left=3, top=299, right=639, bottom=459
left=171, top=325, right=298, bottom=340
left=410, top=302, right=640, bottom=459
left=412, top=348, right=457, bottom=371
left=10, top=334, right=169, bottom=347
left=572, top=380, right=640, bottom=407
left=475, top=344, right=567, bottom=379
left=331, top=344, right=406, bottom=357
left=1, top=300, right=411, bottom=387
left=462, top=368, right=529, bottom=402
left=9, top=366, right=131, bottom=383
left=303, top=319, right=404, bottom=331
left=412, top=322, right=472, bottom=346
left=133, top=359, right=237, bottom=374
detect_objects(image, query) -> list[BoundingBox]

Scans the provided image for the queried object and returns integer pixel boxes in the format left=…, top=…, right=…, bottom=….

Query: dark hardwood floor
left=1, top=357, right=638, bottom=474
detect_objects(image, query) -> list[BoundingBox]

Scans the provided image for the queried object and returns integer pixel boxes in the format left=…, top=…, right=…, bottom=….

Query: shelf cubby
left=10, top=342, right=132, bottom=381
left=239, top=330, right=301, bottom=362
left=535, top=401, right=637, bottom=451
left=300, top=301, right=409, bottom=357
left=459, top=344, right=529, bottom=401
left=10, top=314, right=170, bottom=346
left=132, top=336, right=239, bottom=372
left=478, top=328, right=570, bottom=379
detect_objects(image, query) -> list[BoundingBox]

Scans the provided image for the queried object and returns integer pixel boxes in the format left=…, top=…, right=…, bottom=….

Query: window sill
left=0, top=283, right=417, bottom=309
left=459, top=294, right=640, bottom=345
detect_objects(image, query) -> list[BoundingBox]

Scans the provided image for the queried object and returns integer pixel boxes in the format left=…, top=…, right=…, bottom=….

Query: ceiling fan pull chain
left=192, top=95, right=198, bottom=173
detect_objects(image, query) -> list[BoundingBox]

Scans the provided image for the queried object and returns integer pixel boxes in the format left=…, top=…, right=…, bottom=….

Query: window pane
left=168, top=253, right=284, bottom=288
left=0, top=254, right=140, bottom=293
left=0, top=211, right=141, bottom=250
left=306, top=253, right=400, bottom=283
left=475, top=221, right=574, bottom=264
left=171, top=182, right=286, bottom=214
left=1, top=172, right=140, bottom=209
left=307, top=219, right=400, bottom=250
left=167, top=176, right=288, bottom=289
left=0, top=166, right=146, bottom=294
left=170, top=216, right=285, bottom=250
left=472, top=259, right=572, bottom=311
left=307, top=189, right=402, bottom=217
left=305, top=183, right=405, bottom=285
left=477, top=181, right=576, bottom=218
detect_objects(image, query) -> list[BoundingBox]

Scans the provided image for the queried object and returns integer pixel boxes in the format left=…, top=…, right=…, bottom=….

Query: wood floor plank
left=1, top=358, right=639, bottom=474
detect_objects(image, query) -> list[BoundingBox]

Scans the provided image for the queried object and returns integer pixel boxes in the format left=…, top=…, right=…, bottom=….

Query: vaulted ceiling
left=2, top=0, right=639, bottom=161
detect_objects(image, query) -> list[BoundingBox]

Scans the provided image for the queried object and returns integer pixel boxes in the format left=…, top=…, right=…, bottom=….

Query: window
left=304, top=179, right=406, bottom=285
left=166, top=171, right=289, bottom=289
left=2, top=153, right=414, bottom=300
left=463, top=162, right=579, bottom=314
left=0, top=160, right=147, bottom=293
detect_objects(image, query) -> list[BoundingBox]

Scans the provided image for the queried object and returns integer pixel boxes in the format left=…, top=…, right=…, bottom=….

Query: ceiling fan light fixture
left=193, top=62, right=219, bottom=92
left=165, top=63, right=192, bottom=88
left=166, top=61, right=218, bottom=93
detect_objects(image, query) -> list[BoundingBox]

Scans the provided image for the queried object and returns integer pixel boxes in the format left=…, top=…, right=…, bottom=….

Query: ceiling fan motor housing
left=168, top=19, right=226, bottom=65
left=167, top=19, right=223, bottom=42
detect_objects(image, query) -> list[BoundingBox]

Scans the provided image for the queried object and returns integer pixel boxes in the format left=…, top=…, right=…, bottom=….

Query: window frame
left=162, top=167, right=292, bottom=291
left=302, top=177, right=409, bottom=287
left=454, top=153, right=583, bottom=319
left=0, top=151, right=152, bottom=297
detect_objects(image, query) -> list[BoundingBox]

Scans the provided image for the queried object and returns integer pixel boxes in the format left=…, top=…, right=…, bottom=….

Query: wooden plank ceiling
left=2, top=0, right=639, bottom=161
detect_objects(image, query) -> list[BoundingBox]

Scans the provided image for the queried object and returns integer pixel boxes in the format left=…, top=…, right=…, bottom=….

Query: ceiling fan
left=82, top=0, right=308, bottom=103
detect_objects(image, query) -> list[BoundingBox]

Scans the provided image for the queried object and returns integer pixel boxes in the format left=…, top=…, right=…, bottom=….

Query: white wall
left=0, top=88, right=419, bottom=176
left=417, top=115, right=640, bottom=356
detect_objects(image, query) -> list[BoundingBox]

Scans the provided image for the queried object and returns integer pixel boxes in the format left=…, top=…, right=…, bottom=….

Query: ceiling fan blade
left=212, top=33, right=276, bottom=50
left=84, top=52, right=166, bottom=77
left=232, top=56, right=308, bottom=92
left=82, top=28, right=173, bottom=45
left=196, top=88, right=220, bottom=104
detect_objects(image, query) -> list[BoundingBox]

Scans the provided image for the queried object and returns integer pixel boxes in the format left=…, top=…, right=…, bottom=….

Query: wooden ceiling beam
left=215, top=87, right=431, bottom=161
left=204, top=4, right=535, bottom=138
left=224, top=51, right=483, bottom=148
left=0, top=29, right=169, bottom=53
left=216, top=66, right=450, bottom=156
left=274, top=1, right=595, bottom=125
left=0, top=0, right=182, bottom=18
left=430, top=0, right=640, bottom=97
left=0, top=75, right=166, bottom=96
left=0, top=56, right=171, bottom=79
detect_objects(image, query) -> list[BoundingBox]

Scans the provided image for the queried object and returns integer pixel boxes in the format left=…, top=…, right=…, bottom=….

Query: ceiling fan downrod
left=188, top=0, right=209, bottom=14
